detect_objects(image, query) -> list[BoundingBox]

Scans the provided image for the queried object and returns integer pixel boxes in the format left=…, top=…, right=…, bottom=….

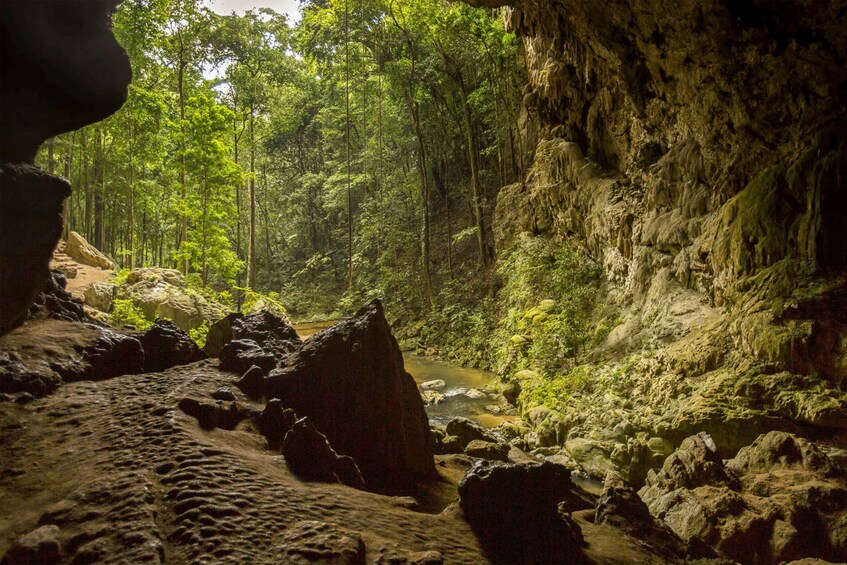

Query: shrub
left=110, top=298, right=152, bottom=330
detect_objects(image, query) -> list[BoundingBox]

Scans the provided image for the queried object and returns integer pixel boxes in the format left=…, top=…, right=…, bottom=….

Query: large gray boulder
left=118, top=268, right=225, bottom=331
left=264, top=300, right=435, bottom=491
left=66, top=231, right=115, bottom=270
left=83, top=281, right=117, bottom=313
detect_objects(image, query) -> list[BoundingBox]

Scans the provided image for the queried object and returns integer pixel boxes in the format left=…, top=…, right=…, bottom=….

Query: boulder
left=502, top=380, right=521, bottom=405
left=138, top=319, right=207, bottom=373
left=445, top=417, right=500, bottom=448
left=65, top=231, right=115, bottom=270
left=203, top=310, right=301, bottom=359
left=230, top=310, right=301, bottom=359
left=258, top=399, right=297, bottom=450
left=28, top=270, right=90, bottom=324
left=595, top=486, right=691, bottom=561
left=264, top=300, right=434, bottom=490
left=420, top=390, right=446, bottom=406
left=118, top=268, right=225, bottom=331
left=219, top=339, right=275, bottom=375
left=83, top=282, right=117, bottom=313
left=203, top=312, right=241, bottom=357
left=458, top=460, right=587, bottom=563
left=282, top=417, right=366, bottom=490
left=420, top=379, right=446, bottom=390
left=2, top=525, right=62, bottom=565
left=726, top=431, right=837, bottom=477
left=211, top=388, right=236, bottom=402
left=464, top=440, right=510, bottom=462
left=236, top=365, right=267, bottom=398
left=639, top=432, right=847, bottom=563
left=643, top=432, right=740, bottom=492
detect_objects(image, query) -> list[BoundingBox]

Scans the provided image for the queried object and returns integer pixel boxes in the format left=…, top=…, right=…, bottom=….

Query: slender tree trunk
left=201, top=173, right=208, bottom=286
left=406, top=93, right=433, bottom=308
left=127, top=115, right=134, bottom=268
left=247, top=102, right=256, bottom=289
left=93, top=127, right=105, bottom=251
left=345, top=0, right=353, bottom=291
left=459, top=84, right=491, bottom=269
left=233, top=116, right=242, bottom=263
left=443, top=158, right=454, bottom=279
left=63, top=133, right=75, bottom=240
left=83, top=130, right=93, bottom=240
left=141, top=208, right=147, bottom=267
left=177, top=29, right=188, bottom=275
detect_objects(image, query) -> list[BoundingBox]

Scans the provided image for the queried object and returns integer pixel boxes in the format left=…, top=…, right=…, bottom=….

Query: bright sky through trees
left=207, top=0, right=301, bottom=21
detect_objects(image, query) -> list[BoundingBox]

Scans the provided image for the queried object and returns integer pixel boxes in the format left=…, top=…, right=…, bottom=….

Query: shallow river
left=402, top=354, right=514, bottom=428
left=294, top=321, right=513, bottom=428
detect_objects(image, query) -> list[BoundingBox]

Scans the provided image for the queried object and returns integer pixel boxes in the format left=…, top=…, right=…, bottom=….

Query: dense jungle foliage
left=38, top=0, right=605, bottom=390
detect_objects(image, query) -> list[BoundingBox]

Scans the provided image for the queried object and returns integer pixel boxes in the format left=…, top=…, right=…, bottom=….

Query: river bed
left=402, top=354, right=515, bottom=428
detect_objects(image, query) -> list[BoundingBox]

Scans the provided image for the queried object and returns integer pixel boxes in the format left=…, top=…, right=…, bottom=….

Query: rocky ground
left=2, top=280, right=845, bottom=563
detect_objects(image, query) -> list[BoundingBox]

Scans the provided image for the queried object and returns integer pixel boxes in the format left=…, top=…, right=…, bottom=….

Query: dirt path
left=50, top=250, right=113, bottom=301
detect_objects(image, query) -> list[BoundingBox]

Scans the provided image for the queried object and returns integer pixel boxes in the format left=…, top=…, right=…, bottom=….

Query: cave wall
left=0, top=0, right=131, bottom=334
left=491, top=0, right=847, bottom=448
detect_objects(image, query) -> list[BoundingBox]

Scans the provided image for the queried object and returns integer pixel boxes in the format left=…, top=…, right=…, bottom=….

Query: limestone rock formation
left=118, top=268, right=226, bottom=331
left=594, top=486, right=693, bottom=562
left=65, top=231, right=116, bottom=270
left=0, top=0, right=131, bottom=335
left=27, top=270, right=90, bottom=325
left=202, top=310, right=300, bottom=359
left=458, top=460, right=588, bottom=563
left=485, top=0, right=847, bottom=479
left=265, top=300, right=435, bottom=490
left=258, top=399, right=297, bottom=450
left=276, top=521, right=366, bottom=565
left=0, top=165, right=71, bottom=334
left=639, top=431, right=847, bottom=563
left=220, top=339, right=276, bottom=375
left=83, top=281, right=118, bottom=313
left=138, top=319, right=207, bottom=373
left=282, top=417, right=367, bottom=490
left=445, top=417, right=502, bottom=448
left=0, top=319, right=143, bottom=397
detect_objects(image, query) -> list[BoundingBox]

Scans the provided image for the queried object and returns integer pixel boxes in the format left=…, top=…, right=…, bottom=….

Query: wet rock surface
left=265, top=300, right=434, bottom=491
left=0, top=320, right=144, bottom=397
left=0, top=362, right=497, bottom=563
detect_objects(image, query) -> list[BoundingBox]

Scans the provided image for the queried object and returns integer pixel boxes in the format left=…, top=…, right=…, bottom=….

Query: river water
left=294, top=321, right=513, bottom=428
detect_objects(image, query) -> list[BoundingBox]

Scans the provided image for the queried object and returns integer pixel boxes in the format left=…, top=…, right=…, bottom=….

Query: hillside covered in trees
left=38, top=0, right=527, bottom=326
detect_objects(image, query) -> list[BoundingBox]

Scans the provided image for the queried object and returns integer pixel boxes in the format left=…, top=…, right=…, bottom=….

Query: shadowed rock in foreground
left=265, top=300, right=435, bottom=491
left=458, top=460, right=589, bottom=564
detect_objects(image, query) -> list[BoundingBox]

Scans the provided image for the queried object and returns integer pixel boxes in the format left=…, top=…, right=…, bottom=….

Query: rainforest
left=1, top=0, right=846, bottom=563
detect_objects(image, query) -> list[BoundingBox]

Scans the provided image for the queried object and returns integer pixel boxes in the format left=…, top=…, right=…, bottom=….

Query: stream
left=294, top=320, right=514, bottom=429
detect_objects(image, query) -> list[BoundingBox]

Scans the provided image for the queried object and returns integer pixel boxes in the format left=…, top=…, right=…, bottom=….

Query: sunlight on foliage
left=110, top=299, right=153, bottom=330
